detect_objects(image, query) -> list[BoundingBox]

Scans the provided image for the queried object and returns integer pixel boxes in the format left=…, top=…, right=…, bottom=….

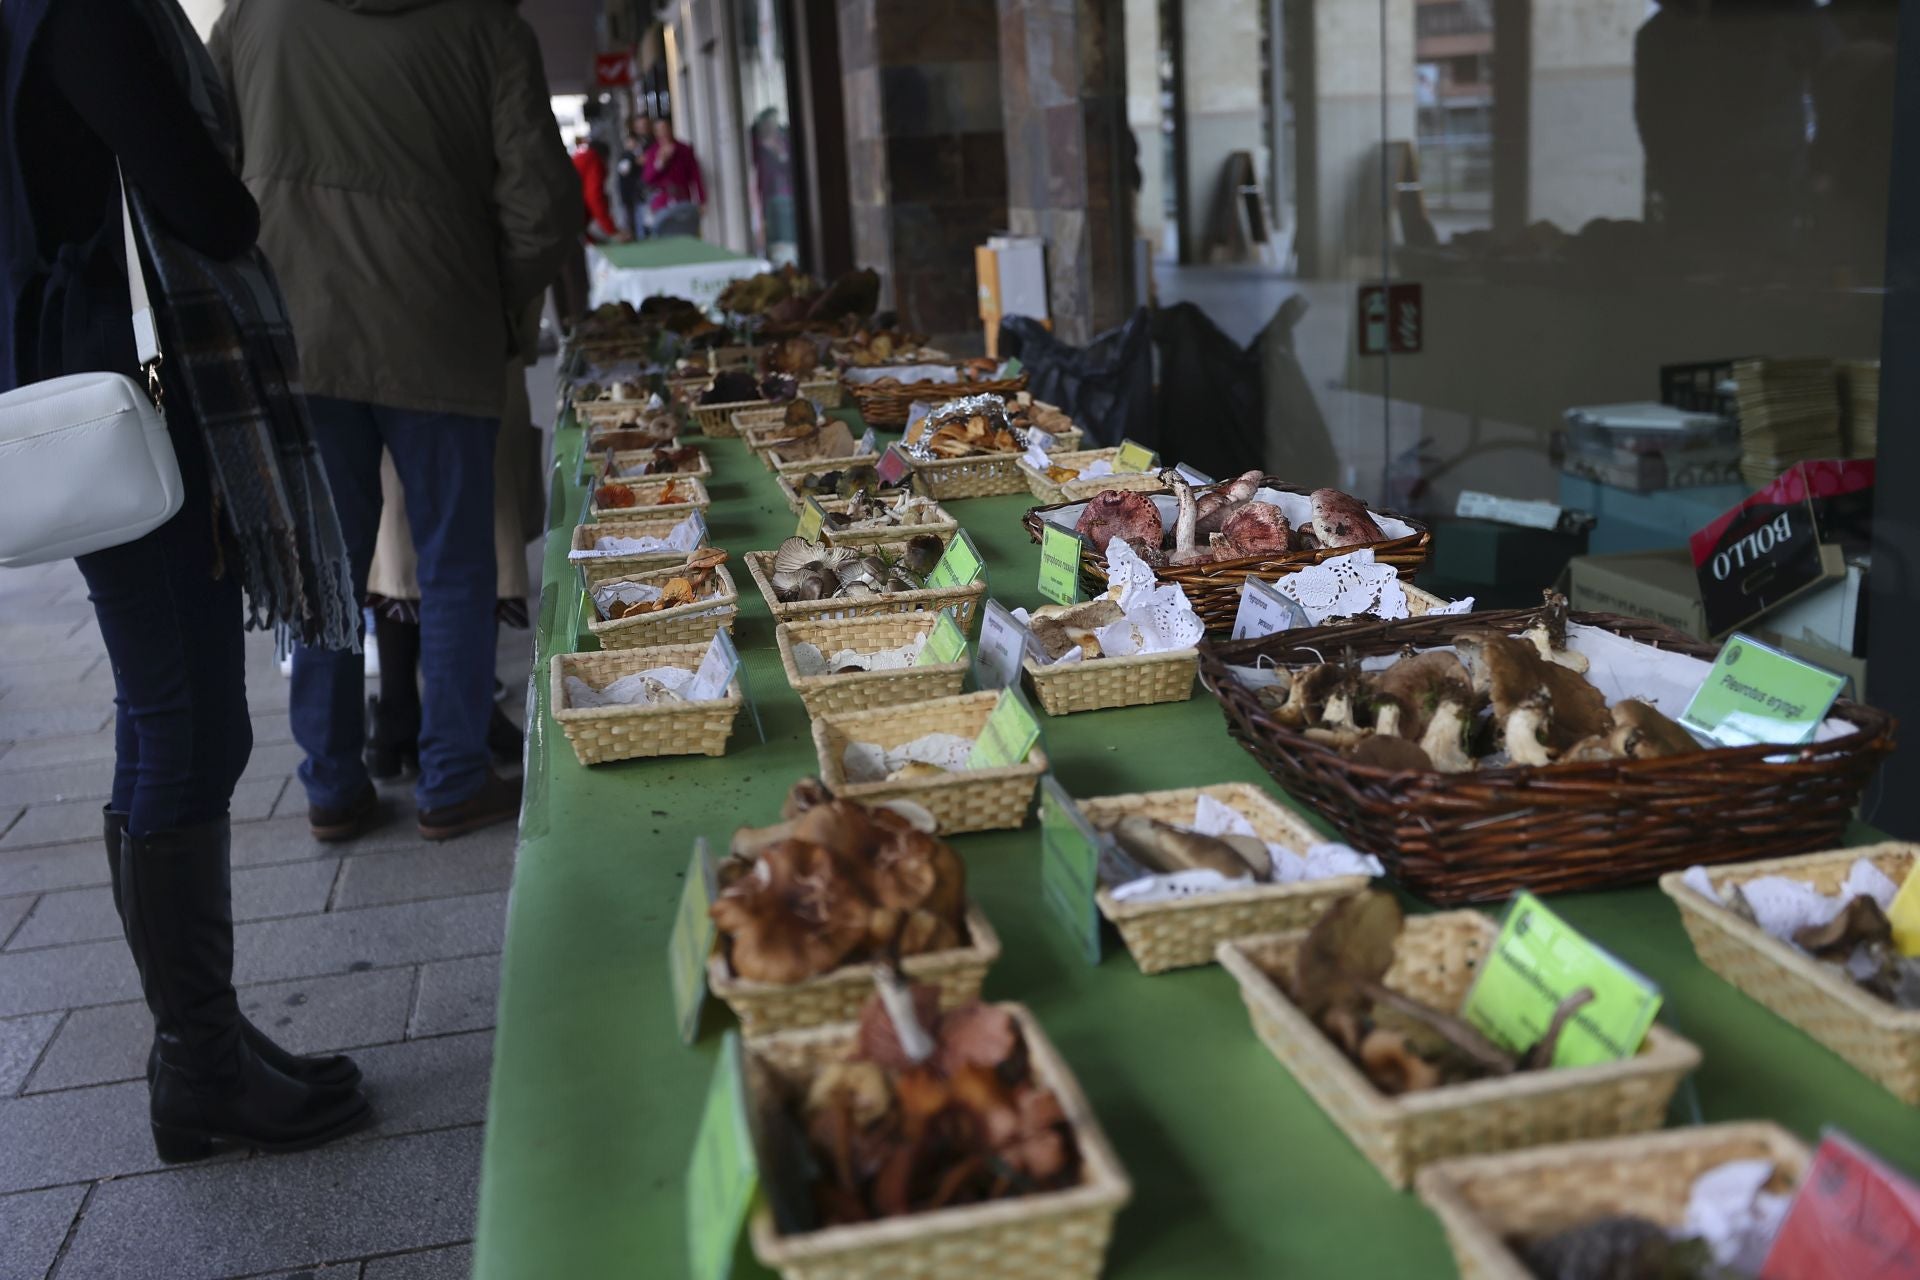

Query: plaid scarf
left=126, top=0, right=357, bottom=650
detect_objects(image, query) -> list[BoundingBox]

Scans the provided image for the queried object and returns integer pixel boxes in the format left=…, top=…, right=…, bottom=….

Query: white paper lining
left=1104, top=795, right=1383, bottom=903
left=567, top=513, right=704, bottom=561
left=843, top=731, right=977, bottom=782
left=1282, top=548, right=1472, bottom=623
left=792, top=634, right=926, bottom=676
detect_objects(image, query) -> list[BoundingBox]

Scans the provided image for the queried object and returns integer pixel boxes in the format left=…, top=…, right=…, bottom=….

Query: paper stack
left=1838, top=359, right=1879, bottom=459
left=1731, top=357, right=1843, bottom=486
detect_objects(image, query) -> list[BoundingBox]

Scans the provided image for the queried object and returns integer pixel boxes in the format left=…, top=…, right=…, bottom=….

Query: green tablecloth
left=594, top=236, right=756, bottom=271
left=472, top=418, right=1919, bottom=1279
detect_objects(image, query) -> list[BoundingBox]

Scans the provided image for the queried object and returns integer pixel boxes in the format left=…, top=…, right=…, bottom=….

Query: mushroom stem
left=1419, top=701, right=1473, bottom=772
left=1502, top=692, right=1555, bottom=766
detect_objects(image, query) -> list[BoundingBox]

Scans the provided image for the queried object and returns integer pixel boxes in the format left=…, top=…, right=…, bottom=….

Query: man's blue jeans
left=292, top=397, right=498, bottom=812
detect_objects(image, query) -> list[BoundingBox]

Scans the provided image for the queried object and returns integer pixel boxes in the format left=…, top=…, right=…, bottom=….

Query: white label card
left=1231, top=578, right=1312, bottom=640
left=858, top=427, right=877, bottom=456
left=1175, top=463, right=1214, bottom=486
left=975, top=600, right=1041, bottom=691
left=687, top=630, right=739, bottom=701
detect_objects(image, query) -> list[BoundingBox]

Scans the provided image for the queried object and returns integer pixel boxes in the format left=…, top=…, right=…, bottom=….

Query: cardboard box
left=985, top=235, right=1048, bottom=321
left=974, top=244, right=1000, bottom=321
left=1688, top=459, right=1873, bottom=637
left=1566, top=548, right=1710, bottom=640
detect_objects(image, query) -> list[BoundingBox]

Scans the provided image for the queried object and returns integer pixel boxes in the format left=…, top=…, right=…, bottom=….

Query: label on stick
left=916, top=608, right=969, bottom=667
left=668, top=839, right=719, bottom=1045
left=875, top=444, right=910, bottom=486
left=1113, top=440, right=1157, bottom=473
left=1037, top=523, right=1085, bottom=606
left=1038, top=775, right=1103, bottom=965
left=967, top=686, right=1041, bottom=769
left=684, top=1032, right=758, bottom=1280
left=975, top=600, right=1039, bottom=691
left=924, top=529, right=985, bottom=591
left=796, top=497, right=825, bottom=542
left=1232, top=578, right=1312, bottom=640
left=1681, top=632, right=1846, bottom=748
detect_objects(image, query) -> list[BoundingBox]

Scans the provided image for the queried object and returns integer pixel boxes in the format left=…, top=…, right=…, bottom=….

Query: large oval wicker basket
left=1022, top=479, right=1432, bottom=634
left=1197, top=608, right=1896, bottom=904
left=848, top=368, right=1029, bottom=427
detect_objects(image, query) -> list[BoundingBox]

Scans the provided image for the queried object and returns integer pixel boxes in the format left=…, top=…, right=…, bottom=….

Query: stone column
left=996, top=0, right=1134, bottom=346
left=837, top=0, right=1009, bottom=350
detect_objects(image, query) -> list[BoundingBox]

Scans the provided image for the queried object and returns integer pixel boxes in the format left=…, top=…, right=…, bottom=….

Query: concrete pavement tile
left=0, top=938, right=137, bottom=1018
left=0, top=674, right=116, bottom=713
left=54, top=1126, right=482, bottom=1279
left=241, top=740, right=307, bottom=783
left=0, top=1184, right=87, bottom=1280
left=0, top=777, right=286, bottom=851
left=254, top=1266, right=362, bottom=1280
left=0, top=1080, right=222, bottom=1194
left=252, top=711, right=295, bottom=744
left=9, top=860, right=338, bottom=951
left=233, top=893, right=507, bottom=986
left=350, top=1031, right=493, bottom=1141
left=407, top=954, right=500, bottom=1039
left=0, top=894, right=31, bottom=948
left=0, top=729, right=118, bottom=771
left=0, top=839, right=110, bottom=897
left=332, top=838, right=515, bottom=910
left=0, top=1012, right=62, bottom=1096
left=28, top=967, right=415, bottom=1094
left=0, top=656, right=97, bottom=693
left=0, top=704, right=112, bottom=742
left=361, top=1243, right=471, bottom=1280
left=0, top=759, right=115, bottom=809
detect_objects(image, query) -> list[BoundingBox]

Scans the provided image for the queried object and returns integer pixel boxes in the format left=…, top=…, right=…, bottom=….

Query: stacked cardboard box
left=1731, top=357, right=1844, bottom=485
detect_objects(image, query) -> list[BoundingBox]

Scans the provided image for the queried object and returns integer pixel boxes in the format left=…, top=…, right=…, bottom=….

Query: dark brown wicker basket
left=1197, top=608, right=1895, bottom=905
left=1022, top=480, right=1433, bottom=634
left=849, top=370, right=1030, bottom=427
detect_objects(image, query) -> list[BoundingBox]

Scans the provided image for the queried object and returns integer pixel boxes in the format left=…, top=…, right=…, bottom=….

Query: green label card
left=1461, top=892, right=1663, bottom=1068
left=796, top=497, right=826, bottom=542
left=1680, top=632, right=1847, bottom=747
left=967, top=686, right=1041, bottom=769
left=1038, top=523, right=1085, bottom=606
left=685, top=1033, right=758, bottom=1280
left=925, top=529, right=985, bottom=591
left=1038, top=775, right=1103, bottom=964
left=669, top=839, right=718, bottom=1046
left=1113, top=440, right=1157, bottom=473
left=916, top=608, right=969, bottom=667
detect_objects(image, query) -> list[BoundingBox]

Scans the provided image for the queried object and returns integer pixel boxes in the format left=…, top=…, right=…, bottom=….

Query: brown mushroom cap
left=1309, top=488, right=1387, bottom=548
left=1368, top=650, right=1473, bottom=740
left=1609, top=698, right=1700, bottom=758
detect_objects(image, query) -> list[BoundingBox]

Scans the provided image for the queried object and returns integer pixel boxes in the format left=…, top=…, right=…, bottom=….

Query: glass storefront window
left=734, top=0, right=798, bottom=266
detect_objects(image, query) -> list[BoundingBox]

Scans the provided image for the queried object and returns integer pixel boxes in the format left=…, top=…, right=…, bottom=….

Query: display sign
left=1357, top=282, right=1423, bottom=355
left=1761, top=1132, right=1920, bottom=1280
left=1038, top=523, right=1085, bottom=606
left=858, top=427, right=877, bottom=457
left=669, top=839, right=718, bottom=1045
left=967, top=686, right=1041, bottom=769
left=685, top=1033, right=758, bottom=1280
left=875, top=444, right=910, bottom=487
left=1680, top=633, right=1846, bottom=748
left=795, top=497, right=825, bottom=542
left=925, top=529, right=985, bottom=591
left=1461, top=892, right=1662, bottom=1069
left=1174, top=463, right=1214, bottom=487
left=1113, top=440, right=1157, bottom=473
left=915, top=608, right=969, bottom=667
left=1889, top=862, right=1920, bottom=958
left=688, top=630, right=741, bottom=702
left=1038, top=775, right=1103, bottom=965
left=1232, top=578, right=1311, bottom=640
left=593, top=49, right=636, bottom=87
left=976, top=600, right=1039, bottom=690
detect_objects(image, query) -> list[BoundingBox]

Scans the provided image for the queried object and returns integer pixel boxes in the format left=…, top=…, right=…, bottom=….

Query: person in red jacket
left=642, top=116, right=705, bottom=237
left=570, top=136, right=626, bottom=241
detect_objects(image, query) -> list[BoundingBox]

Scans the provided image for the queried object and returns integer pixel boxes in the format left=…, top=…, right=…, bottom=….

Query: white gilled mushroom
left=1501, top=688, right=1556, bottom=767
left=1607, top=698, right=1699, bottom=759
left=1419, top=701, right=1474, bottom=773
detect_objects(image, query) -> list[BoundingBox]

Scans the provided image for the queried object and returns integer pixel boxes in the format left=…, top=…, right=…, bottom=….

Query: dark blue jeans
left=291, top=397, right=498, bottom=812
left=77, top=405, right=252, bottom=838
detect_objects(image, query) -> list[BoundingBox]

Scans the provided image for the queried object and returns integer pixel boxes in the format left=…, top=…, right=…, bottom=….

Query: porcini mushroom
left=1501, top=688, right=1556, bottom=767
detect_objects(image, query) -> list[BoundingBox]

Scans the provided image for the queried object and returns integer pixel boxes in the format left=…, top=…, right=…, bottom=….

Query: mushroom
left=710, top=840, right=873, bottom=983
left=1168, top=479, right=1214, bottom=566
left=1318, top=659, right=1364, bottom=732
left=1456, top=630, right=1610, bottom=752
left=1272, top=663, right=1346, bottom=729
left=1217, top=503, right=1293, bottom=557
left=1418, top=700, right=1474, bottom=772
left=1368, top=650, right=1473, bottom=740
left=1359, top=1027, right=1443, bottom=1095
left=1607, top=699, right=1699, bottom=759
left=1027, top=598, right=1125, bottom=661
left=1309, top=488, right=1386, bottom=548
left=1194, top=469, right=1265, bottom=535
left=1521, top=590, right=1589, bottom=673
left=1500, top=688, right=1556, bottom=767
left=1073, top=490, right=1163, bottom=554
left=1348, top=734, right=1435, bottom=772
left=1560, top=735, right=1617, bottom=764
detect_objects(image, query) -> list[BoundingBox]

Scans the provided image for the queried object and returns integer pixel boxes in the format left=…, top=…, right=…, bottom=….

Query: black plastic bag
left=996, top=311, right=1154, bottom=449
left=1149, top=302, right=1265, bottom=478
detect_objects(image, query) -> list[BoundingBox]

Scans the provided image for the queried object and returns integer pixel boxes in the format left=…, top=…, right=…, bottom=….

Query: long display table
left=471, top=412, right=1917, bottom=1279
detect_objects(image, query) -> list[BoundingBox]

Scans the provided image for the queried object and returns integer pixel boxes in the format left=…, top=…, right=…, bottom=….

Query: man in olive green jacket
left=211, top=0, right=582, bottom=842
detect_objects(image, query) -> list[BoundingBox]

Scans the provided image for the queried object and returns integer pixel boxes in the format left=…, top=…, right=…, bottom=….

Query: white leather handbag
left=0, top=170, right=183, bottom=568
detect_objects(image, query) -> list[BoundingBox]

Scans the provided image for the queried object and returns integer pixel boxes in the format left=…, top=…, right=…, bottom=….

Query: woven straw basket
left=1023, top=648, right=1198, bottom=716
left=570, top=518, right=708, bottom=586
left=736, top=407, right=800, bottom=453
left=603, top=447, right=711, bottom=484
left=1416, top=1124, right=1809, bottom=1280
left=816, top=500, right=958, bottom=551
left=770, top=445, right=880, bottom=478
left=850, top=371, right=1030, bottom=427
left=665, top=372, right=710, bottom=403
left=1215, top=912, right=1702, bottom=1188
left=1200, top=608, right=1896, bottom=905
left=1661, top=841, right=1920, bottom=1103
left=585, top=474, right=710, bottom=523
left=548, top=647, right=741, bottom=765
left=906, top=427, right=1086, bottom=502
left=776, top=471, right=912, bottom=515
left=688, top=396, right=767, bottom=436
left=1084, top=783, right=1371, bottom=974
left=745, top=1004, right=1131, bottom=1280
left=573, top=399, right=682, bottom=431
left=1018, top=451, right=1166, bottom=505
left=744, top=547, right=986, bottom=633
left=813, top=692, right=1047, bottom=835
left=775, top=613, right=970, bottom=718
left=800, top=375, right=845, bottom=407
left=583, top=564, right=738, bottom=650
left=709, top=905, right=1000, bottom=1039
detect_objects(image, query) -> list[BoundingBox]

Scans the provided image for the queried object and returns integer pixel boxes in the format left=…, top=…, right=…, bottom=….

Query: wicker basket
left=570, top=517, right=709, bottom=585
left=775, top=612, right=970, bottom=718
left=1083, top=783, right=1370, bottom=974
left=688, top=396, right=769, bottom=437
left=770, top=444, right=880, bottom=478
left=1018, top=450, right=1167, bottom=505
left=1416, top=1124, right=1810, bottom=1280
left=1023, top=480, right=1432, bottom=633
left=814, top=498, right=957, bottom=551
left=744, top=546, right=986, bottom=632
left=776, top=470, right=911, bottom=515
left=1023, top=648, right=1198, bottom=716
left=745, top=1004, right=1131, bottom=1280
left=1216, top=912, right=1702, bottom=1188
left=1661, top=842, right=1920, bottom=1103
left=906, top=428, right=1086, bottom=502
left=800, top=375, right=845, bottom=408
left=1198, top=608, right=1896, bottom=905
left=603, top=447, right=711, bottom=484
left=813, top=692, right=1048, bottom=835
left=709, top=904, right=1000, bottom=1039
left=849, top=369, right=1030, bottom=428
left=737, top=407, right=800, bottom=453
left=583, top=564, right=738, bottom=650
left=665, top=372, right=711, bottom=404
left=548, top=646, right=741, bottom=765
left=573, top=399, right=682, bottom=431
left=585, top=474, right=711, bottom=523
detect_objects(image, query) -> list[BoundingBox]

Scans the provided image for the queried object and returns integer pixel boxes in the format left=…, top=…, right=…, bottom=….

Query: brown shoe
left=418, top=773, right=522, bottom=842
left=309, top=784, right=384, bottom=843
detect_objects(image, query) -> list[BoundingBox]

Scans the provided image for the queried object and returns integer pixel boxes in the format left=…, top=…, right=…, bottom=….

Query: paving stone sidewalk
left=0, top=545, right=531, bottom=1279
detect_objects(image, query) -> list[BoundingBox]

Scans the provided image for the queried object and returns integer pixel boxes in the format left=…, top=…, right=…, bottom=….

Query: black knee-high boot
left=366, top=612, right=422, bottom=779
left=118, top=818, right=370, bottom=1161
left=103, top=810, right=362, bottom=1090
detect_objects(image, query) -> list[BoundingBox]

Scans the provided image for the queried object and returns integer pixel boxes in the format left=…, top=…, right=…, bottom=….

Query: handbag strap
left=117, top=163, right=164, bottom=405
